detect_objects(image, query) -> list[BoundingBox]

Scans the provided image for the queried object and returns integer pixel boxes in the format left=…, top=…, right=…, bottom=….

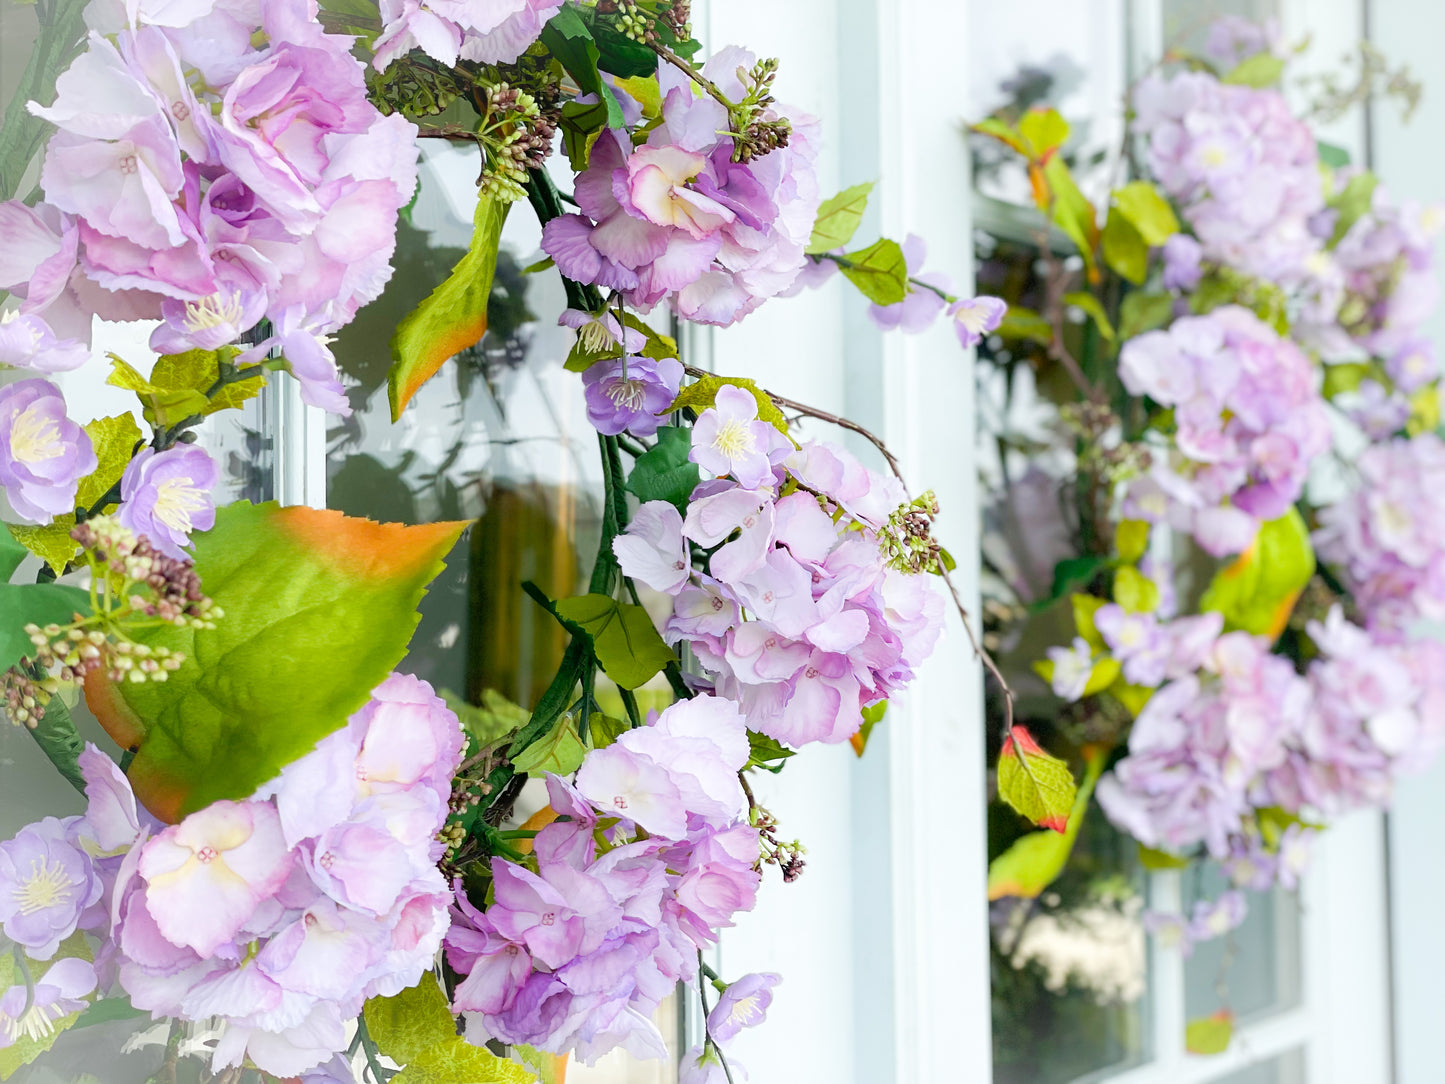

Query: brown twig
left=1035, top=220, right=1105, bottom=405
left=649, top=41, right=735, bottom=112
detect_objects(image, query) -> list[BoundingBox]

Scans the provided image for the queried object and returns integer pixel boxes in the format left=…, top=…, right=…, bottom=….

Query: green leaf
left=1043, top=156, right=1100, bottom=283
left=85, top=502, right=468, bottom=822
left=970, top=117, right=1031, bottom=158
left=1107, top=677, right=1154, bottom=717
left=0, top=582, right=89, bottom=672
left=586, top=712, right=627, bottom=750
left=1017, top=107, right=1070, bottom=159
left=511, top=715, right=586, bottom=774
left=621, top=313, right=679, bottom=361
left=559, top=97, right=610, bottom=171
left=1071, top=593, right=1108, bottom=650
left=389, top=195, right=509, bottom=421
left=996, top=306, right=1053, bottom=345
left=1063, top=290, right=1115, bottom=341
left=1115, top=520, right=1150, bottom=564
left=996, top=725, right=1077, bottom=832
left=1223, top=52, right=1285, bottom=87
left=391, top=1040, right=536, bottom=1084
left=539, top=6, right=625, bottom=129
left=1113, top=565, right=1160, bottom=614
left=78, top=413, right=144, bottom=510
left=365, top=975, right=457, bottom=1065
left=1322, top=361, right=1372, bottom=398
left=1185, top=1011, right=1235, bottom=1055
left=1049, top=555, right=1106, bottom=602
left=6, top=520, right=79, bottom=577
left=746, top=730, right=797, bottom=772
left=1139, top=844, right=1193, bottom=870
left=553, top=594, right=674, bottom=690
left=837, top=238, right=909, bottom=305
left=0, top=523, right=27, bottom=581
left=28, top=696, right=86, bottom=793
left=1328, top=172, right=1379, bottom=247
left=151, top=348, right=265, bottom=417
left=625, top=426, right=700, bottom=512
left=806, top=181, right=874, bottom=254
left=988, top=747, right=1105, bottom=899
left=1112, top=181, right=1180, bottom=245
left=1317, top=140, right=1351, bottom=169
left=1119, top=291, right=1174, bottom=339
left=105, top=356, right=209, bottom=428
left=443, top=688, right=529, bottom=749
left=1102, top=208, right=1148, bottom=285
left=1082, top=657, right=1121, bottom=696
left=668, top=374, right=789, bottom=435
left=0, top=939, right=95, bottom=1079
left=1200, top=507, right=1314, bottom=641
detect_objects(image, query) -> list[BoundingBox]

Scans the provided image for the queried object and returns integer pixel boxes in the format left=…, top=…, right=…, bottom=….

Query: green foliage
left=1043, top=157, right=1100, bottom=283
left=154, top=348, right=265, bottom=417
left=996, top=306, right=1053, bottom=345
left=559, top=97, right=610, bottom=170
left=0, top=554, right=89, bottom=672
left=971, top=117, right=1031, bottom=158
left=553, top=594, right=675, bottom=690
left=987, top=748, right=1105, bottom=899
left=1200, top=507, right=1314, bottom=640
left=539, top=6, right=625, bottom=129
left=365, top=975, right=456, bottom=1065
left=1223, top=52, right=1285, bottom=87
left=1317, top=141, right=1351, bottom=168
left=88, top=502, right=466, bottom=821
left=28, top=697, right=87, bottom=794
left=1328, top=171, right=1378, bottom=247
left=1111, top=181, right=1180, bottom=245
left=1112, top=565, right=1160, bottom=614
left=669, top=374, right=789, bottom=434
left=1048, top=555, right=1106, bottom=603
left=850, top=699, right=887, bottom=757
left=392, top=1043, right=536, bottom=1084
left=1185, top=1011, right=1235, bottom=1055
left=1137, top=844, right=1192, bottom=870
left=389, top=194, right=509, bottom=420
left=511, top=715, right=586, bottom=774
left=746, top=730, right=797, bottom=772
left=626, top=426, right=700, bottom=512
left=106, top=357, right=208, bottom=428
left=1115, top=520, right=1149, bottom=564
left=1118, top=292, right=1174, bottom=340
left=0, top=937, right=94, bottom=1078
left=806, top=182, right=873, bottom=254
left=997, top=726, right=1077, bottom=832
left=1102, top=207, right=1149, bottom=284
left=443, top=688, right=529, bottom=748
left=1017, top=107, right=1069, bottom=159
left=837, top=238, right=909, bottom=305
left=7, top=521, right=80, bottom=578
left=0, top=0, right=88, bottom=200
left=0, top=525, right=24, bottom=581
left=1063, top=291, right=1115, bottom=341
left=1071, top=594, right=1108, bottom=650
left=79, top=415, right=145, bottom=508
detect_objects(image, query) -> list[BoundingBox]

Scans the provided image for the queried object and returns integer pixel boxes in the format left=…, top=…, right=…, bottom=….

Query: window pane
left=1208, top=1048, right=1306, bottom=1084
left=1183, top=867, right=1301, bottom=1023
left=1162, top=0, right=1281, bottom=54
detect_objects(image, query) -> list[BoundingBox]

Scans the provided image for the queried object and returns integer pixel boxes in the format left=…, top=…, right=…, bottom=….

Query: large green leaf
left=1185, top=1011, right=1235, bottom=1055
left=0, top=523, right=26, bottom=581
left=553, top=593, right=674, bottom=690
left=625, top=426, right=700, bottom=512
left=0, top=581, right=89, bottom=672
left=539, top=5, right=625, bottom=129
left=366, top=974, right=533, bottom=1084
left=511, top=715, right=585, bottom=775
left=85, top=502, right=468, bottom=821
left=1102, top=207, right=1148, bottom=285
left=837, top=238, right=909, bottom=305
left=1111, top=181, right=1180, bottom=245
left=388, top=195, right=509, bottom=420
left=668, top=374, right=789, bottom=435
left=806, top=182, right=874, bottom=255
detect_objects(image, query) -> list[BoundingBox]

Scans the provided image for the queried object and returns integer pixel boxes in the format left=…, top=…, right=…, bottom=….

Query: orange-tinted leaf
left=997, top=725, right=1077, bottom=833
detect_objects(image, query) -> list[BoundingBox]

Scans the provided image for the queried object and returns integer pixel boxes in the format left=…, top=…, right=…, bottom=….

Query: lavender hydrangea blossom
left=582, top=355, right=684, bottom=436
left=0, top=818, right=104, bottom=960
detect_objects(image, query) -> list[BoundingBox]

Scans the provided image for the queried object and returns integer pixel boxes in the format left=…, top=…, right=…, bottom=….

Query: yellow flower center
left=712, top=419, right=755, bottom=460
left=182, top=292, right=244, bottom=333
left=14, top=857, right=75, bottom=916
left=152, top=477, right=207, bottom=533
left=9, top=406, right=63, bottom=466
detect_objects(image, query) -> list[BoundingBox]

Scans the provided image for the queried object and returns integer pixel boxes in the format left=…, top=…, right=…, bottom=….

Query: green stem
left=356, top=1016, right=393, bottom=1083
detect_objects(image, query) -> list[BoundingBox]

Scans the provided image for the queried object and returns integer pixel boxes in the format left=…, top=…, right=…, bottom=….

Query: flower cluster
left=375, top=0, right=564, bottom=71
left=1134, top=69, right=1323, bottom=283
left=543, top=48, right=821, bottom=326
left=1314, top=433, right=1445, bottom=633
left=447, top=696, right=761, bottom=1063
left=0, top=674, right=464, bottom=1077
left=0, top=0, right=420, bottom=414
left=1119, top=305, right=1331, bottom=556
left=613, top=387, right=944, bottom=747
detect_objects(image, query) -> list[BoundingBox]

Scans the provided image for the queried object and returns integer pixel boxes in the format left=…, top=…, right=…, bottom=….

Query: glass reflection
left=1183, top=866, right=1300, bottom=1024
left=1210, top=1048, right=1307, bottom=1084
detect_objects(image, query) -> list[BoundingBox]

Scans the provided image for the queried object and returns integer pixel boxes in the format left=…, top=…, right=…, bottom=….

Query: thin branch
left=650, top=41, right=735, bottom=112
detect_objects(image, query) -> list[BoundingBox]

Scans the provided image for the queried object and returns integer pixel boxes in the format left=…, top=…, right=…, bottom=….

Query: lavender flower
left=706, top=972, right=781, bottom=1043
left=117, top=445, right=218, bottom=558
left=1046, top=637, right=1095, bottom=701
left=0, top=817, right=103, bottom=959
left=582, top=356, right=684, bottom=437
left=0, top=958, right=96, bottom=1050
left=1188, top=891, right=1247, bottom=943
left=0, top=312, right=88, bottom=373
left=690, top=385, right=786, bottom=490
left=0, top=379, right=96, bottom=524
left=948, top=294, right=1008, bottom=347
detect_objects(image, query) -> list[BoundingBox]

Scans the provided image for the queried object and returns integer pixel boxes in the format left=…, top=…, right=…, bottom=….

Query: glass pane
left=1162, top=0, right=1282, bottom=57
left=1183, top=867, right=1301, bottom=1023
left=1208, top=1048, right=1306, bottom=1084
